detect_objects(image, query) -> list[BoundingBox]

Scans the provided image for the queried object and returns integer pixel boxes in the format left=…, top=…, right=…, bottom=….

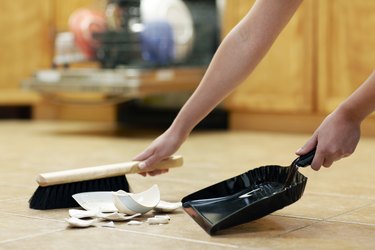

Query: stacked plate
left=140, top=0, right=194, bottom=63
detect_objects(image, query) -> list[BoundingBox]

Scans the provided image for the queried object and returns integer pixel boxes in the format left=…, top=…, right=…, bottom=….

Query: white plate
left=72, top=191, right=117, bottom=212
left=141, top=0, right=194, bottom=61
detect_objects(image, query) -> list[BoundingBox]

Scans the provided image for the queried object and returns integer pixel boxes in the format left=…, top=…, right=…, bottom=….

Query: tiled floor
left=0, top=121, right=374, bottom=249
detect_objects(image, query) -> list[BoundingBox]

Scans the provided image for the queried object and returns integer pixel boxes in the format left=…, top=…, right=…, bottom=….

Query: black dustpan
left=181, top=150, right=315, bottom=235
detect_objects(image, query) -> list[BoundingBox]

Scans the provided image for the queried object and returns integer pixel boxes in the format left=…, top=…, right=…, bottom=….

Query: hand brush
left=29, top=155, right=183, bottom=210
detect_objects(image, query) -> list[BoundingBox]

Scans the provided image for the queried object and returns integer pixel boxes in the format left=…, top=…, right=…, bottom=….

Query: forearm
left=336, top=70, right=375, bottom=123
left=170, top=0, right=303, bottom=135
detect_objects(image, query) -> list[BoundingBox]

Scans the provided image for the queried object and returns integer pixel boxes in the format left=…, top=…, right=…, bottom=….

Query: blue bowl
left=140, top=21, right=174, bottom=65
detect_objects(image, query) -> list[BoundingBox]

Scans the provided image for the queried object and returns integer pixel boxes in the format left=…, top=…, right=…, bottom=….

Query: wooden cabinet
left=0, top=0, right=111, bottom=120
left=225, top=0, right=315, bottom=114
left=0, top=0, right=90, bottom=102
left=317, top=0, right=375, bottom=113
left=0, top=0, right=53, bottom=105
left=224, top=0, right=375, bottom=134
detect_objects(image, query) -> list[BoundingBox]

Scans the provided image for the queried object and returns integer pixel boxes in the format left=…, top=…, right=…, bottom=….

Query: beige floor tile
left=1, top=121, right=375, bottom=249
left=329, top=202, right=375, bottom=225
left=274, top=192, right=373, bottom=220
left=0, top=185, right=34, bottom=200
left=0, top=198, right=72, bottom=220
left=0, top=212, right=314, bottom=249
left=281, top=221, right=375, bottom=250
left=0, top=212, right=65, bottom=244
left=1, top=226, right=238, bottom=250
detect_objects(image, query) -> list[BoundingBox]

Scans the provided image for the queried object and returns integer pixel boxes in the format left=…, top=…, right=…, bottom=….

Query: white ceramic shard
left=65, top=217, right=100, bottom=228
left=100, top=212, right=141, bottom=221
left=69, top=209, right=99, bottom=219
left=101, top=221, right=116, bottom=228
left=147, top=216, right=169, bottom=225
left=153, top=200, right=182, bottom=213
left=68, top=209, right=141, bottom=221
left=65, top=217, right=116, bottom=228
left=154, top=215, right=171, bottom=221
left=112, top=185, right=160, bottom=215
left=127, top=220, right=143, bottom=225
left=72, top=191, right=117, bottom=212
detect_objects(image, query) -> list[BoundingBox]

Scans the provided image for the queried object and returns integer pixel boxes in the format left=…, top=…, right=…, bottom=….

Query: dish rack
left=93, top=0, right=219, bottom=69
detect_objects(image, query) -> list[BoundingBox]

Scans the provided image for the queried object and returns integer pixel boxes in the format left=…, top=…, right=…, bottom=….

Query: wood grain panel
left=224, top=0, right=315, bottom=113
left=317, top=0, right=375, bottom=113
left=0, top=0, right=53, bottom=90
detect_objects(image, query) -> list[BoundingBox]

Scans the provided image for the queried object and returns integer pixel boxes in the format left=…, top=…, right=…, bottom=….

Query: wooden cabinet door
left=224, top=0, right=315, bottom=114
left=0, top=0, right=53, bottom=90
left=317, top=0, right=375, bottom=114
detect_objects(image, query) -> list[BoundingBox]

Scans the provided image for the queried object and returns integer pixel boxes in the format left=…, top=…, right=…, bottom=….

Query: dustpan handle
left=36, top=155, right=183, bottom=186
left=294, top=149, right=316, bottom=167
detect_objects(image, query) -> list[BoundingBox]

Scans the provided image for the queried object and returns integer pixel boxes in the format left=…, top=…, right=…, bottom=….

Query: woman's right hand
left=133, top=128, right=188, bottom=176
left=296, top=108, right=361, bottom=170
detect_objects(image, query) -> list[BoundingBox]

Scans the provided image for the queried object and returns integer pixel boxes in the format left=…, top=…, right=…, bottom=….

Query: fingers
left=311, top=152, right=334, bottom=170
left=147, top=169, right=169, bottom=176
left=138, top=167, right=169, bottom=177
left=138, top=154, right=162, bottom=171
left=322, top=158, right=334, bottom=168
left=297, top=134, right=338, bottom=170
left=310, top=149, right=323, bottom=171
left=296, top=134, right=317, bottom=156
left=134, top=150, right=171, bottom=177
left=310, top=148, right=350, bottom=171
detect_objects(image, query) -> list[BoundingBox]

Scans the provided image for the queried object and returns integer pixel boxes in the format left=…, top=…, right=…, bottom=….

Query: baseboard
left=230, top=112, right=375, bottom=137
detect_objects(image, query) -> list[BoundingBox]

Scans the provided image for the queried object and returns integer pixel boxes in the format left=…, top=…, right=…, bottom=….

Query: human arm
left=297, top=70, right=375, bottom=170
left=134, top=0, right=303, bottom=175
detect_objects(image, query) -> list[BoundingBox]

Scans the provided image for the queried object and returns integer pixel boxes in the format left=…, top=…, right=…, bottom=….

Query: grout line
left=272, top=200, right=375, bottom=235
left=0, top=209, right=239, bottom=248
left=276, top=220, right=321, bottom=237
left=105, top=227, right=240, bottom=249
left=305, top=191, right=375, bottom=201
left=0, top=229, right=66, bottom=245
left=271, top=214, right=323, bottom=222
left=0, top=211, right=65, bottom=223
left=270, top=213, right=322, bottom=237
left=323, top=200, right=375, bottom=222
left=326, top=219, right=375, bottom=227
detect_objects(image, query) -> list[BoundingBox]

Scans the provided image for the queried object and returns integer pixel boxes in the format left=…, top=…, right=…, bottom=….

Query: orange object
left=69, top=8, right=107, bottom=59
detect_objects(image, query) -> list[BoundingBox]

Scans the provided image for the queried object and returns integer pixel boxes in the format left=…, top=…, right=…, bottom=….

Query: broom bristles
left=29, top=176, right=130, bottom=210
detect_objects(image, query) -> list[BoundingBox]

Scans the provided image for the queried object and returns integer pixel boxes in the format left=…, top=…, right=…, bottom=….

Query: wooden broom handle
left=36, top=155, right=183, bottom=187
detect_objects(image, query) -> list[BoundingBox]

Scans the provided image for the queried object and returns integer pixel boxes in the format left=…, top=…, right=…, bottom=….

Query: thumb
left=296, top=134, right=317, bottom=156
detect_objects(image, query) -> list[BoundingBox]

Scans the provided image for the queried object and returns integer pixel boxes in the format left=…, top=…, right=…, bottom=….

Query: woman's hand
left=133, top=128, right=188, bottom=176
left=296, top=109, right=361, bottom=170
left=297, top=71, right=375, bottom=170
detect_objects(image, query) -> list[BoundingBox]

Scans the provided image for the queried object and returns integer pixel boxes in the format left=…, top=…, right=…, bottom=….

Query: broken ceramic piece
left=147, top=216, right=169, bottom=225
left=68, top=209, right=141, bottom=221
left=69, top=209, right=100, bottom=219
left=127, top=220, right=143, bottom=225
left=154, top=215, right=171, bottom=220
left=65, top=217, right=116, bottom=228
left=112, top=185, right=160, bottom=215
left=153, top=200, right=182, bottom=213
left=72, top=191, right=117, bottom=212
left=100, top=212, right=141, bottom=221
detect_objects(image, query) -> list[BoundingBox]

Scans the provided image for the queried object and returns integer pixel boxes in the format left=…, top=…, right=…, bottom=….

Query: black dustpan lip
left=182, top=165, right=308, bottom=235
